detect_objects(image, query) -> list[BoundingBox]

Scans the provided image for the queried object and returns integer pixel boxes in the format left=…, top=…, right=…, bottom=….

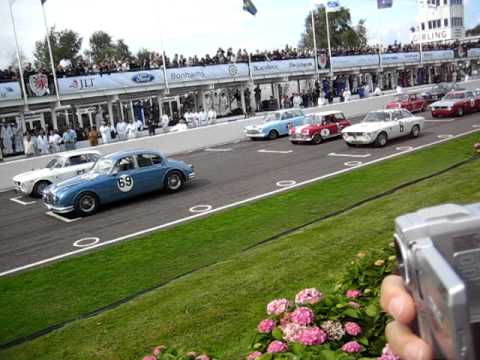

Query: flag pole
left=41, top=0, right=61, bottom=102
left=311, top=9, right=319, bottom=76
left=324, top=7, right=333, bottom=77
left=8, top=0, right=29, bottom=109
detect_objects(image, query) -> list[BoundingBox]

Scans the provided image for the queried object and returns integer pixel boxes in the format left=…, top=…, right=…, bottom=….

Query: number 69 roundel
left=117, top=175, right=134, bottom=192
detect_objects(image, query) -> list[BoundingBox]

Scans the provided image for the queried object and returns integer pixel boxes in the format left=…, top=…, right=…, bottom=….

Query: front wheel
left=74, top=192, right=99, bottom=216
left=375, top=132, right=388, bottom=147
left=457, top=107, right=464, bottom=117
left=165, top=171, right=184, bottom=192
left=346, top=142, right=356, bottom=148
left=32, top=180, right=51, bottom=198
left=268, top=130, right=279, bottom=140
left=410, top=125, right=420, bottom=138
left=312, top=134, right=323, bottom=145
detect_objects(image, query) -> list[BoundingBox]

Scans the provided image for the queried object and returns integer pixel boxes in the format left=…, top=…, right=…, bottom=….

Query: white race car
left=342, top=109, right=425, bottom=147
left=12, top=150, right=101, bottom=197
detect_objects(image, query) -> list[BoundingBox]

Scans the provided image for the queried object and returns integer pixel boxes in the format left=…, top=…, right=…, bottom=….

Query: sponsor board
left=251, top=59, right=316, bottom=76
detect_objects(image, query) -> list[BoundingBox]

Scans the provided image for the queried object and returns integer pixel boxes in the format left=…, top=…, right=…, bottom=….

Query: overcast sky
left=1, top=0, right=479, bottom=68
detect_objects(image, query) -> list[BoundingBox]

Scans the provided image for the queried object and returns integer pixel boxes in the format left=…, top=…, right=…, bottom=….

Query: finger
left=380, top=275, right=416, bottom=324
left=386, top=321, right=433, bottom=360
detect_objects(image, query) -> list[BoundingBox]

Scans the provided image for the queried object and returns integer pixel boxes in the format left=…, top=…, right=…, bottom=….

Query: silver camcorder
left=394, top=203, right=480, bottom=360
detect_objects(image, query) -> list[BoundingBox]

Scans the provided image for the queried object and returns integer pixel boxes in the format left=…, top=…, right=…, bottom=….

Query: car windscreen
left=305, top=115, right=322, bottom=125
left=362, top=112, right=389, bottom=123
left=46, top=157, right=64, bottom=169
left=91, top=158, right=114, bottom=175
left=443, top=93, right=465, bottom=99
left=261, top=113, right=282, bottom=123
left=393, top=94, right=408, bottom=101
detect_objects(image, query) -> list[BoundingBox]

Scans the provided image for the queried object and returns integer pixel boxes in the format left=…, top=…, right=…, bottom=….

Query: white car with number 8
left=341, top=109, right=425, bottom=147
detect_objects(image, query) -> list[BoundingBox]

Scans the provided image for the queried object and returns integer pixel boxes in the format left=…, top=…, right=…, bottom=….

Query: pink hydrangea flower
left=153, top=346, right=166, bottom=356
left=195, top=355, right=210, bottom=360
left=344, top=322, right=362, bottom=336
left=267, top=340, right=288, bottom=353
left=321, top=320, right=345, bottom=340
left=267, top=299, right=290, bottom=316
left=295, top=288, right=323, bottom=305
left=346, top=289, right=362, bottom=299
left=143, top=356, right=156, bottom=360
left=290, top=307, right=315, bottom=326
left=257, top=319, right=276, bottom=333
left=247, top=351, right=263, bottom=360
left=342, top=341, right=362, bottom=353
left=348, top=301, right=361, bottom=309
left=281, top=322, right=306, bottom=342
left=378, top=344, right=400, bottom=360
left=295, top=327, right=327, bottom=346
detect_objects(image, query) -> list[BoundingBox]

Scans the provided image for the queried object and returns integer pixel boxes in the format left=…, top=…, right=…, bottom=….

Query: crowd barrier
left=1, top=48, right=480, bottom=103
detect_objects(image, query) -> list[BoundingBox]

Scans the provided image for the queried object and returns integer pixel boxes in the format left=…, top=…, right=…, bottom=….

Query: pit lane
left=1, top=110, right=480, bottom=276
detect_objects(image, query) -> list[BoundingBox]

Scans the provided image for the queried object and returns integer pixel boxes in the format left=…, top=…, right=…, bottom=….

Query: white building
left=411, top=0, right=465, bottom=44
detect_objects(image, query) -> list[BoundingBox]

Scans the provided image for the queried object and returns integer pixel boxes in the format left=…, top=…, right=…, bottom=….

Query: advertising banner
left=166, top=63, right=249, bottom=84
left=381, top=52, right=420, bottom=65
left=331, top=55, right=379, bottom=69
left=251, top=58, right=316, bottom=77
left=58, top=69, right=166, bottom=95
left=0, top=81, right=22, bottom=102
left=422, top=50, right=454, bottom=62
left=468, top=48, right=480, bottom=58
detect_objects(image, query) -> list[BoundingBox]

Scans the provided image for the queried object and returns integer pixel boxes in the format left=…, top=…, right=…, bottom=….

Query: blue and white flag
left=315, top=0, right=341, bottom=12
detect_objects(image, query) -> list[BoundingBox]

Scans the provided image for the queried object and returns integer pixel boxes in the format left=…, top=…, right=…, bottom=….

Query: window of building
left=444, top=18, right=448, bottom=27
left=451, top=0, right=462, bottom=4
left=437, top=19, right=441, bottom=27
left=444, top=0, right=448, bottom=4
left=428, top=21, right=432, bottom=29
left=421, top=22, right=426, bottom=31
left=451, top=17, right=463, bottom=26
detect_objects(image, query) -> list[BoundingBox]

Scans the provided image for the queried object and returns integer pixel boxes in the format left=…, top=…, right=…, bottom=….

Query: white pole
left=8, top=0, right=28, bottom=108
left=325, top=8, right=333, bottom=77
left=41, top=2, right=61, bottom=101
left=311, top=10, right=319, bottom=76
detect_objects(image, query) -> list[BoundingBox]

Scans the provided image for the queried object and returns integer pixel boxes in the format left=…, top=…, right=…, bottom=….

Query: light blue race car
left=244, top=109, right=306, bottom=140
left=42, top=149, right=195, bottom=216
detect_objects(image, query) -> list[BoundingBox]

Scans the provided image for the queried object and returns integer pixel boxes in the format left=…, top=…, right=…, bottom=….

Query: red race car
left=385, top=93, right=427, bottom=113
left=431, top=90, right=479, bottom=118
left=289, top=110, right=351, bottom=145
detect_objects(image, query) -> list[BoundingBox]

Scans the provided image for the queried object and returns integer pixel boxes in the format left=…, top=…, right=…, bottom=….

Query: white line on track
left=189, top=205, right=213, bottom=213
left=425, top=119, right=456, bottom=122
left=396, top=146, right=415, bottom=151
left=73, top=237, right=100, bottom=248
left=258, top=149, right=293, bottom=154
left=46, top=211, right=82, bottom=223
left=204, top=148, right=233, bottom=152
left=1, top=128, right=479, bottom=278
left=10, top=196, right=36, bottom=206
left=276, top=180, right=297, bottom=187
left=438, top=134, right=454, bottom=139
left=329, top=153, right=371, bottom=158
left=473, top=124, right=480, bottom=128
left=344, top=161, right=363, bottom=167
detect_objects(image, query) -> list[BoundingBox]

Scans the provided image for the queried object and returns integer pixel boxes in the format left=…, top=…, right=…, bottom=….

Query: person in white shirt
left=207, top=110, right=215, bottom=124
left=396, top=85, right=403, bottom=95
left=199, top=110, right=208, bottom=126
left=170, top=120, right=188, bottom=133
left=36, top=130, right=50, bottom=155
left=374, top=86, right=383, bottom=96
left=23, top=133, right=36, bottom=157
left=342, top=89, right=351, bottom=102
left=184, top=111, right=192, bottom=127
left=99, top=122, right=112, bottom=144
left=161, top=114, right=170, bottom=132
left=293, top=94, right=303, bottom=108
left=126, top=120, right=137, bottom=139
left=48, top=130, right=62, bottom=153
left=116, top=120, right=128, bottom=141
left=135, top=119, right=143, bottom=134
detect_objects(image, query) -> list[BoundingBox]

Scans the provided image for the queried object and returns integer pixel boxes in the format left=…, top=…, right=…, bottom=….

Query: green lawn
left=0, top=133, right=479, bottom=360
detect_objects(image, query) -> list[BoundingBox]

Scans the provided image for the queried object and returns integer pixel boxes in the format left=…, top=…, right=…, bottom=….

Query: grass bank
left=0, top=133, right=478, bottom=353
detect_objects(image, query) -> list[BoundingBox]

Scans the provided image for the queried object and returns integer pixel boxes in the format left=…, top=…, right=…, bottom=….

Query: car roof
left=309, top=110, right=343, bottom=116
left=105, top=149, right=163, bottom=161
left=58, top=150, right=101, bottom=158
left=369, top=109, right=402, bottom=113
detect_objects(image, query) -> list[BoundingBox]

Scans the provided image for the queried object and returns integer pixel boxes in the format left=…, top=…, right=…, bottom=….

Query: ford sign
left=132, top=73, right=155, bottom=83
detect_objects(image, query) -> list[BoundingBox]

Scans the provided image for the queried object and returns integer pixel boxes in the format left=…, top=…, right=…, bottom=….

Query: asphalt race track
left=1, top=109, right=480, bottom=275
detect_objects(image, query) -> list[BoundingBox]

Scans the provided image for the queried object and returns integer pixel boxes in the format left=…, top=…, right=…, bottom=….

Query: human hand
left=380, top=275, right=433, bottom=360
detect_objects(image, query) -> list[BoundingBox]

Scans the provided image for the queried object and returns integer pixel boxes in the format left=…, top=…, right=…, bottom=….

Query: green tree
left=136, top=48, right=153, bottom=64
left=33, top=27, right=82, bottom=67
left=88, top=31, right=115, bottom=63
left=299, top=7, right=368, bottom=50
left=466, top=24, right=480, bottom=36
left=114, top=39, right=132, bottom=61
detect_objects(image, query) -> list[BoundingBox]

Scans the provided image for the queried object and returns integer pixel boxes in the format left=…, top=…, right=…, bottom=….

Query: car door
left=321, top=116, right=338, bottom=138
left=465, top=91, right=476, bottom=113
left=333, top=113, right=349, bottom=135
left=391, top=111, right=405, bottom=139
left=280, top=112, right=294, bottom=135
left=135, top=153, right=167, bottom=192
left=101, top=155, right=142, bottom=201
left=292, top=110, right=306, bottom=127
left=65, top=154, right=94, bottom=179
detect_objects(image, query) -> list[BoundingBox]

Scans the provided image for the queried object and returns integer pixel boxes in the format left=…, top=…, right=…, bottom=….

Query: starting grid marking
left=204, top=148, right=233, bottom=152
left=46, top=211, right=82, bottom=223
left=328, top=153, right=371, bottom=158
left=10, top=196, right=36, bottom=206
left=258, top=149, right=293, bottom=154
left=425, top=119, right=456, bottom=122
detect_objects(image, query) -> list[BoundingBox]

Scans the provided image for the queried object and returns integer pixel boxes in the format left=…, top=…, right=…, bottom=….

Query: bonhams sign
left=166, top=64, right=249, bottom=84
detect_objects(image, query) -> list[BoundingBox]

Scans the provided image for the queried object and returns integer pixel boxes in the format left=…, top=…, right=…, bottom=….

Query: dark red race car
left=289, top=110, right=351, bottom=145
left=385, top=93, right=427, bottom=113
left=431, top=90, right=479, bottom=118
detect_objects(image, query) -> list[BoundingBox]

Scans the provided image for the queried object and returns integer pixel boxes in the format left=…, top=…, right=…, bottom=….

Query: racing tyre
left=75, top=192, right=99, bottom=216
left=312, top=134, right=323, bottom=145
left=346, top=142, right=355, bottom=148
left=268, top=130, right=279, bottom=140
left=32, top=180, right=51, bottom=198
left=375, top=132, right=388, bottom=147
left=410, top=125, right=420, bottom=138
left=165, top=171, right=184, bottom=193
left=457, top=107, right=464, bottom=117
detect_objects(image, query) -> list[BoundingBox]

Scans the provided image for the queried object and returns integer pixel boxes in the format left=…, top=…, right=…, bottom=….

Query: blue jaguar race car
left=244, top=109, right=306, bottom=140
left=43, top=149, right=195, bottom=216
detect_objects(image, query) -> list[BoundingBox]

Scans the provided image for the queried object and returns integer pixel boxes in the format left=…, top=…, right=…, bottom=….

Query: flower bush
left=247, top=245, right=397, bottom=359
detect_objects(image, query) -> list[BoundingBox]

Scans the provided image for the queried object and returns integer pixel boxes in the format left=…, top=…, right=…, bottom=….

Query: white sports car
left=342, top=109, right=425, bottom=147
left=12, top=150, right=101, bottom=197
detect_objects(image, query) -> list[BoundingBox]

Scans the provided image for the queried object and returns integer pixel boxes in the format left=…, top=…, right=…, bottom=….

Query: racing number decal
left=117, top=175, right=134, bottom=192
left=321, top=129, right=330, bottom=138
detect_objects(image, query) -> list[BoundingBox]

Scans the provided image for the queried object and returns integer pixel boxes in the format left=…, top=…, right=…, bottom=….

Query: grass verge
left=0, top=133, right=478, bottom=349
